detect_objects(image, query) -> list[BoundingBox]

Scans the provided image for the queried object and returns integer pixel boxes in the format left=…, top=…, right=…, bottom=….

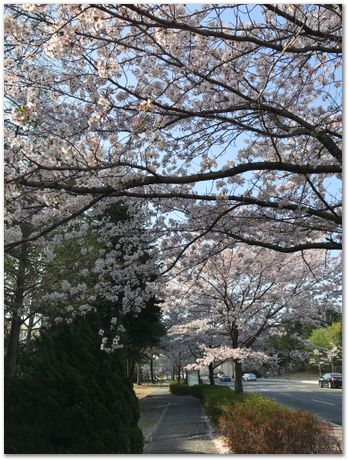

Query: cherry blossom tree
left=5, top=199, right=161, bottom=377
left=164, top=242, right=340, bottom=393
left=159, top=306, right=199, bottom=383
left=160, top=334, right=194, bottom=383
left=165, top=296, right=237, bottom=385
left=4, top=5, right=342, bottom=379
left=4, top=4, right=342, bottom=257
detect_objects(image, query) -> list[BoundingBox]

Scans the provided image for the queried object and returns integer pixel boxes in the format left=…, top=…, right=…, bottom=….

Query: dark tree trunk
left=4, top=242, right=28, bottom=378
left=5, top=315, right=22, bottom=378
left=177, top=363, right=181, bottom=383
left=126, top=358, right=130, bottom=378
left=136, top=363, right=142, bottom=384
left=234, top=360, right=244, bottom=394
left=208, top=362, right=215, bottom=385
left=25, top=308, right=35, bottom=354
left=129, top=359, right=136, bottom=381
left=150, top=357, right=154, bottom=383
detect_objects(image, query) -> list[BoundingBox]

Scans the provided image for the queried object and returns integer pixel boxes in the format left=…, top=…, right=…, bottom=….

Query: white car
left=242, top=373, right=257, bottom=382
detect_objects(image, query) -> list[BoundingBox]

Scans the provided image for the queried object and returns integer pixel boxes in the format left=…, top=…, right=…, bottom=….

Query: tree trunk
left=129, top=359, right=136, bottom=382
left=136, top=363, right=142, bottom=384
left=5, top=242, right=28, bottom=378
left=5, top=315, right=22, bottom=378
left=150, top=357, right=154, bottom=383
left=126, top=358, right=130, bottom=378
left=208, top=362, right=215, bottom=385
left=25, top=308, right=35, bottom=354
left=234, top=360, right=244, bottom=394
left=177, top=363, right=181, bottom=383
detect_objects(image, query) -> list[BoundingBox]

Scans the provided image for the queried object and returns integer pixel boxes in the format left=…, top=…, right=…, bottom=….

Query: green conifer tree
left=5, top=313, right=143, bottom=454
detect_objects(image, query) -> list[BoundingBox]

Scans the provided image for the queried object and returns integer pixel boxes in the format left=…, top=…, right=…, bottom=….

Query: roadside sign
left=186, top=370, right=200, bottom=386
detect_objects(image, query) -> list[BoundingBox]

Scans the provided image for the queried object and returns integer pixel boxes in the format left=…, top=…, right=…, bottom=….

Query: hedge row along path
left=138, top=386, right=228, bottom=454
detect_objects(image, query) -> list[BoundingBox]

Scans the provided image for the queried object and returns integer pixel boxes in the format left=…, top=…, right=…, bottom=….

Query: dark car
left=319, top=373, right=342, bottom=389
left=220, top=375, right=232, bottom=383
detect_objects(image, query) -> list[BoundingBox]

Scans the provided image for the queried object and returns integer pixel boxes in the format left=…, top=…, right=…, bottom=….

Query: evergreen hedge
left=169, top=382, right=191, bottom=395
left=4, top=314, right=143, bottom=454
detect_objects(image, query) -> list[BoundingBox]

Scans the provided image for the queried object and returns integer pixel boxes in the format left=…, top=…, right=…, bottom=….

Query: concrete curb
left=203, top=415, right=231, bottom=455
left=320, top=420, right=342, bottom=451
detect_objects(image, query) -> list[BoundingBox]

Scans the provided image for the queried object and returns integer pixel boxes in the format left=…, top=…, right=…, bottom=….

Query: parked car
left=319, top=373, right=342, bottom=389
left=220, top=375, right=232, bottom=383
left=242, top=373, right=257, bottom=382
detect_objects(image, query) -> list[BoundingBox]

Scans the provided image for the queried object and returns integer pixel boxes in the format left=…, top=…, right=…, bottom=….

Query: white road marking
left=146, top=403, right=170, bottom=443
left=279, top=392, right=291, bottom=396
left=311, top=399, right=335, bottom=406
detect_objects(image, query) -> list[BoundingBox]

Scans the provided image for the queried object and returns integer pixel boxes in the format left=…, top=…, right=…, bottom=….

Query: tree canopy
left=5, top=4, right=341, bottom=258
left=309, top=321, right=342, bottom=349
left=4, top=1, right=342, bottom=390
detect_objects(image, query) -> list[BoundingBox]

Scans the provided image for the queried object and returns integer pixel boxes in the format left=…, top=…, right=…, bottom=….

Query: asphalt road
left=220, top=378, right=342, bottom=426
left=138, top=386, right=224, bottom=454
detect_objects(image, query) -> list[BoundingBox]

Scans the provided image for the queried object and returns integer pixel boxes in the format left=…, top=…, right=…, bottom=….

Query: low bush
left=218, top=396, right=341, bottom=454
left=189, top=384, right=243, bottom=421
left=169, top=383, right=191, bottom=395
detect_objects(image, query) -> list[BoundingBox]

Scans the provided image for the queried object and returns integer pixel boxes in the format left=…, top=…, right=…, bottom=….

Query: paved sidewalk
left=138, top=386, right=228, bottom=454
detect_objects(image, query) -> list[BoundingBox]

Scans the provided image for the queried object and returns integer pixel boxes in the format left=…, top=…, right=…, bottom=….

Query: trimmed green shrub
left=188, top=383, right=207, bottom=400
left=169, top=383, right=191, bottom=395
left=5, top=313, right=143, bottom=454
left=189, top=384, right=242, bottom=421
